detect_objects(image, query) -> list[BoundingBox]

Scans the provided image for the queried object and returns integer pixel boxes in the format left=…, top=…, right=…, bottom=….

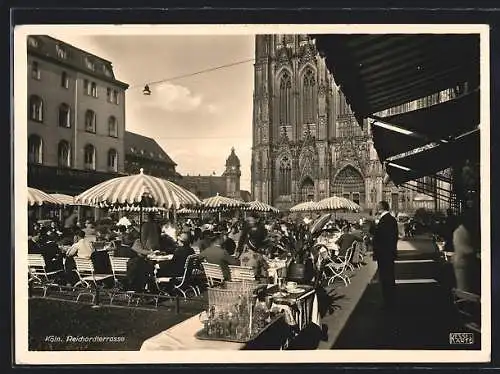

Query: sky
left=47, top=33, right=255, bottom=191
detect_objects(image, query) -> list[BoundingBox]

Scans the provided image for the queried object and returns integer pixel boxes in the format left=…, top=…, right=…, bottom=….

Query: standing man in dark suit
left=373, top=201, right=399, bottom=308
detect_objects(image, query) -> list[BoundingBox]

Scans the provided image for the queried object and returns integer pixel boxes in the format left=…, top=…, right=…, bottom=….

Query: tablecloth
left=140, top=313, right=245, bottom=351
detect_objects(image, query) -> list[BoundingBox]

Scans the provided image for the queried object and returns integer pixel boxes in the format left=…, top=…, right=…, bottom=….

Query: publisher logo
left=449, top=332, right=474, bottom=345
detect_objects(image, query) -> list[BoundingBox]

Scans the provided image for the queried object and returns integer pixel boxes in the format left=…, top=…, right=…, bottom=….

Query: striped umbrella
left=316, top=195, right=361, bottom=212
left=49, top=193, right=75, bottom=206
left=289, top=200, right=320, bottom=212
left=202, top=193, right=245, bottom=209
left=28, top=187, right=63, bottom=206
left=108, top=205, right=167, bottom=213
left=74, top=169, right=201, bottom=209
left=245, top=200, right=279, bottom=213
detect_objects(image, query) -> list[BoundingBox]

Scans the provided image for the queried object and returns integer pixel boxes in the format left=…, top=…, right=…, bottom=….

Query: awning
left=377, top=89, right=480, bottom=141
left=370, top=120, right=431, bottom=162
left=386, top=128, right=480, bottom=185
left=313, top=34, right=480, bottom=119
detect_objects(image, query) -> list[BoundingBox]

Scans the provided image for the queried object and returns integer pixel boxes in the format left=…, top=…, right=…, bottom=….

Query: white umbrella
left=75, top=169, right=201, bottom=209
left=245, top=200, right=279, bottom=213
left=316, top=195, right=361, bottom=212
left=49, top=193, right=75, bottom=206
left=202, top=193, right=245, bottom=209
left=289, top=200, right=320, bottom=212
left=28, top=187, right=63, bottom=206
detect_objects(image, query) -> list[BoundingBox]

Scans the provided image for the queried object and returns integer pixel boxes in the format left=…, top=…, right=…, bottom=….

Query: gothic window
left=85, top=110, right=96, bottom=133
left=28, top=135, right=43, bottom=164
left=84, top=144, right=96, bottom=170
left=107, top=148, right=118, bottom=172
left=300, top=177, right=315, bottom=202
left=279, top=71, right=292, bottom=126
left=279, top=156, right=292, bottom=195
left=28, top=95, right=43, bottom=122
left=58, top=103, right=71, bottom=128
left=108, top=116, right=118, bottom=137
left=58, top=140, right=71, bottom=167
left=332, top=165, right=365, bottom=205
left=303, top=69, right=316, bottom=124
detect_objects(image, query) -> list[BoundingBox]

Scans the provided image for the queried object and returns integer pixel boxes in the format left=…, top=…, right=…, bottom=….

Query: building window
left=28, top=135, right=43, bottom=164
left=108, top=116, right=118, bottom=137
left=106, top=88, right=119, bottom=104
left=58, top=103, right=71, bottom=128
left=85, top=57, right=95, bottom=71
left=84, top=79, right=90, bottom=95
left=28, top=95, right=43, bottom=122
left=58, top=140, right=71, bottom=167
left=56, top=44, right=67, bottom=59
left=85, top=110, right=96, bottom=133
left=302, top=69, right=316, bottom=124
left=279, top=71, right=292, bottom=126
left=91, top=82, right=97, bottom=97
left=84, top=144, right=96, bottom=170
left=107, top=149, right=118, bottom=172
left=61, top=71, right=69, bottom=88
left=279, top=156, right=292, bottom=195
left=113, top=90, right=119, bottom=104
left=28, top=36, right=39, bottom=48
left=31, top=61, right=40, bottom=80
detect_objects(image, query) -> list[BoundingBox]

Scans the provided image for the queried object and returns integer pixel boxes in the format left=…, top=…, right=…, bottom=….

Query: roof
left=125, top=131, right=177, bottom=166
left=313, top=34, right=479, bottom=120
left=225, top=147, right=240, bottom=167
left=28, top=35, right=129, bottom=89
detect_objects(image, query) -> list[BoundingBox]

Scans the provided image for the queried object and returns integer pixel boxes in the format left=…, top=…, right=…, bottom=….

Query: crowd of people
left=28, top=198, right=481, bottom=306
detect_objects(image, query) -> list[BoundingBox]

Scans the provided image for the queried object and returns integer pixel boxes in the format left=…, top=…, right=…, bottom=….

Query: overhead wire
left=129, top=57, right=255, bottom=89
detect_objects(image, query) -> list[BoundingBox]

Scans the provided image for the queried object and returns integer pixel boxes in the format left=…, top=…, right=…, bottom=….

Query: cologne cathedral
left=250, top=34, right=436, bottom=212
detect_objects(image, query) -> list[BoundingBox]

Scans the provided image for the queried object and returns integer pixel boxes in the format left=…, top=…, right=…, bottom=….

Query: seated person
left=239, top=238, right=269, bottom=281
left=126, top=239, right=155, bottom=292
left=157, top=233, right=196, bottom=278
left=66, top=230, right=94, bottom=259
left=335, top=226, right=363, bottom=257
left=122, top=224, right=140, bottom=247
left=199, top=234, right=240, bottom=281
left=222, top=237, right=236, bottom=257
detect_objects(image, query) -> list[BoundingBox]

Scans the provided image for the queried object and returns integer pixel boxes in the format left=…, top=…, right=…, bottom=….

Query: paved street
left=330, top=234, right=481, bottom=350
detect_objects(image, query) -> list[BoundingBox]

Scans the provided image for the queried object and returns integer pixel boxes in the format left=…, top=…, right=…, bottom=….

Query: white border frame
left=13, top=23, right=491, bottom=364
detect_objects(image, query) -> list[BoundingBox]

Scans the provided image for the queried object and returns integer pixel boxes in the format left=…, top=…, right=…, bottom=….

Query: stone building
left=27, top=35, right=129, bottom=195
left=251, top=34, right=449, bottom=213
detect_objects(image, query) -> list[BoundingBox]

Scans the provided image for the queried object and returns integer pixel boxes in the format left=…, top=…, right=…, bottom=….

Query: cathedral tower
left=251, top=34, right=386, bottom=211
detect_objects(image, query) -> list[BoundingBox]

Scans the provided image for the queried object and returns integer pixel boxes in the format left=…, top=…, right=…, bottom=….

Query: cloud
left=142, top=82, right=202, bottom=113
left=206, top=104, right=220, bottom=114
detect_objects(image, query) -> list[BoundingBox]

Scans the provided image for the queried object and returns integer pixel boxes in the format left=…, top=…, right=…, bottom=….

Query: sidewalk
left=330, top=234, right=481, bottom=350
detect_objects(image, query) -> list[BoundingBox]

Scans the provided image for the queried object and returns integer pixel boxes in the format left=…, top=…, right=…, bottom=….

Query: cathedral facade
left=251, top=34, right=440, bottom=213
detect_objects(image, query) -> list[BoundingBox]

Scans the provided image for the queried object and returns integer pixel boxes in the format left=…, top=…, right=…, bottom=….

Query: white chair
left=28, top=254, right=63, bottom=297
left=108, top=256, right=136, bottom=305
left=73, top=257, right=113, bottom=303
left=229, top=265, right=256, bottom=282
left=202, top=262, right=225, bottom=287
left=155, top=255, right=201, bottom=301
left=323, top=245, right=355, bottom=287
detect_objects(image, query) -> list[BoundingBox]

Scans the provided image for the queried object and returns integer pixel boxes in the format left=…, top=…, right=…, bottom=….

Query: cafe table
left=140, top=285, right=320, bottom=351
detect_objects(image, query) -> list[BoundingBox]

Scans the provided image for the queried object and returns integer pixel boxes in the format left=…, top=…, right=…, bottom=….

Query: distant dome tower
left=224, top=147, right=241, bottom=198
